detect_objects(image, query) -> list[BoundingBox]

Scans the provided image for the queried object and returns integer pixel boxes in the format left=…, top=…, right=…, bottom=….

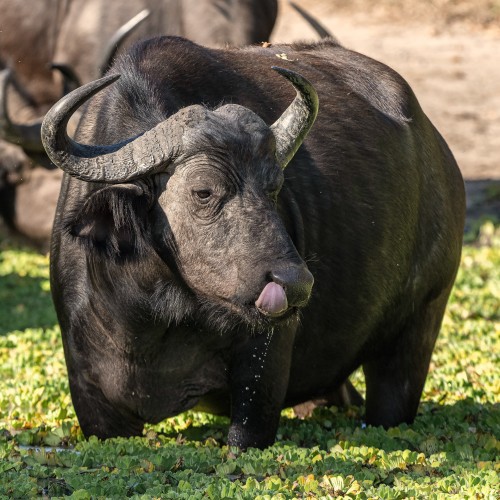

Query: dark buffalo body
left=47, top=37, right=465, bottom=449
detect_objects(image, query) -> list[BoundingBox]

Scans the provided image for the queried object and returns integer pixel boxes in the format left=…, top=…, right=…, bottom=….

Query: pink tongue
left=255, top=282, right=288, bottom=316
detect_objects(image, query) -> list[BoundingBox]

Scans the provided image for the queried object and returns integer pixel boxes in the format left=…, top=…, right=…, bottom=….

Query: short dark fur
left=50, top=36, right=465, bottom=449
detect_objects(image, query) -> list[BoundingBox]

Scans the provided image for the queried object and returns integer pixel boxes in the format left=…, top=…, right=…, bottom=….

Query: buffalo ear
left=67, top=183, right=151, bottom=257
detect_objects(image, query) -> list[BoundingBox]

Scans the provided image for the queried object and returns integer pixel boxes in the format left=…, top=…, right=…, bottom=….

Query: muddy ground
left=273, top=0, right=500, bottom=232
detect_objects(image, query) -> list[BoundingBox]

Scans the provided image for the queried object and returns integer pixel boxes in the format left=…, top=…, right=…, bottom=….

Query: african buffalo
left=0, top=0, right=278, bottom=247
left=0, top=2, right=151, bottom=247
left=42, top=36, right=465, bottom=449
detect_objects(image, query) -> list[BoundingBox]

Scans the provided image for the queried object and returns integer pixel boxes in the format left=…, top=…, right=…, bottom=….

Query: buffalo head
left=41, top=68, right=318, bottom=326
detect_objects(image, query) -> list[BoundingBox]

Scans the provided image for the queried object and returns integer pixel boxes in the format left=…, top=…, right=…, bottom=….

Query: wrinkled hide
left=48, top=37, right=465, bottom=449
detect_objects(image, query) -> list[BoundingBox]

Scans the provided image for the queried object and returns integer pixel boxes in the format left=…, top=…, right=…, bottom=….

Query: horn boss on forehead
left=41, top=67, right=318, bottom=182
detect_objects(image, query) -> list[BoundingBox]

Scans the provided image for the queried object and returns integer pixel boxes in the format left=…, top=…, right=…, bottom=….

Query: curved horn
left=51, top=63, right=82, bottom=94
left=270, top=67, right=319, bottom=169
left=288, top=1, right=335, bottom=40
left=0, top=69, right=46, bottom=152
left=41, top=74, right=183, bottom=183
left=42, top=67, right=318, bottom=182
left=99, top=9, right=151, bottom=76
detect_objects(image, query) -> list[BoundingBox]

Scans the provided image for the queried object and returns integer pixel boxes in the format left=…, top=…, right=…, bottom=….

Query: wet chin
left=196, top=294, right=299, bottom=334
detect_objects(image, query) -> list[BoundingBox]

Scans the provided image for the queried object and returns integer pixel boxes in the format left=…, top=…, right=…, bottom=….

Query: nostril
left=269, top=270, right=285, bottom=288
left=269, top=265, right=314, bottom=307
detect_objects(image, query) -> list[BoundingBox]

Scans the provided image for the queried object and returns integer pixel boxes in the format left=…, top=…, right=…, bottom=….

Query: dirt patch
left=273, top=0, right=500, bottom=231
left=298, top=0, right=500, bottom=34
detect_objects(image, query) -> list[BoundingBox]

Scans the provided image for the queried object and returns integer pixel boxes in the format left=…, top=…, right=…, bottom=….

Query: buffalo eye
left=193, top=189, right=212, bottom=202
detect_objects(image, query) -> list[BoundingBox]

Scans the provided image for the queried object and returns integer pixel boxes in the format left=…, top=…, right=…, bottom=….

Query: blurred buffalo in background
left=0, top=0, right=279, bottom=249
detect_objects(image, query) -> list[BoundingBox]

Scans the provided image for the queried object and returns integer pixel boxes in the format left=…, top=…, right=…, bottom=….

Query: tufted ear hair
left=66, top=182, right=151, bottom=258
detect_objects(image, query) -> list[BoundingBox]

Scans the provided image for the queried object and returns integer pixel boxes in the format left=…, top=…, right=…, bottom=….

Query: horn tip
left=271, top=67, right=317, bottom=98
left=271, top=65, right=289, bottom=74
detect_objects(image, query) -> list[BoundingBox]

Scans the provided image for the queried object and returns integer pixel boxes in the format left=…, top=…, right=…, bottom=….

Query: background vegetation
left=0, top=220, right=498, bottom=498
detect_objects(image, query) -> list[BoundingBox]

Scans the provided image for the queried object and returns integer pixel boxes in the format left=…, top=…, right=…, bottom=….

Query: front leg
left=227, top=325, right=296, bottom=450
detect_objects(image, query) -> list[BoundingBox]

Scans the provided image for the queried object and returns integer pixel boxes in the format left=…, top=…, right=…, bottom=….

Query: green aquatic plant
left=0, top=229, right=498, bottom=498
